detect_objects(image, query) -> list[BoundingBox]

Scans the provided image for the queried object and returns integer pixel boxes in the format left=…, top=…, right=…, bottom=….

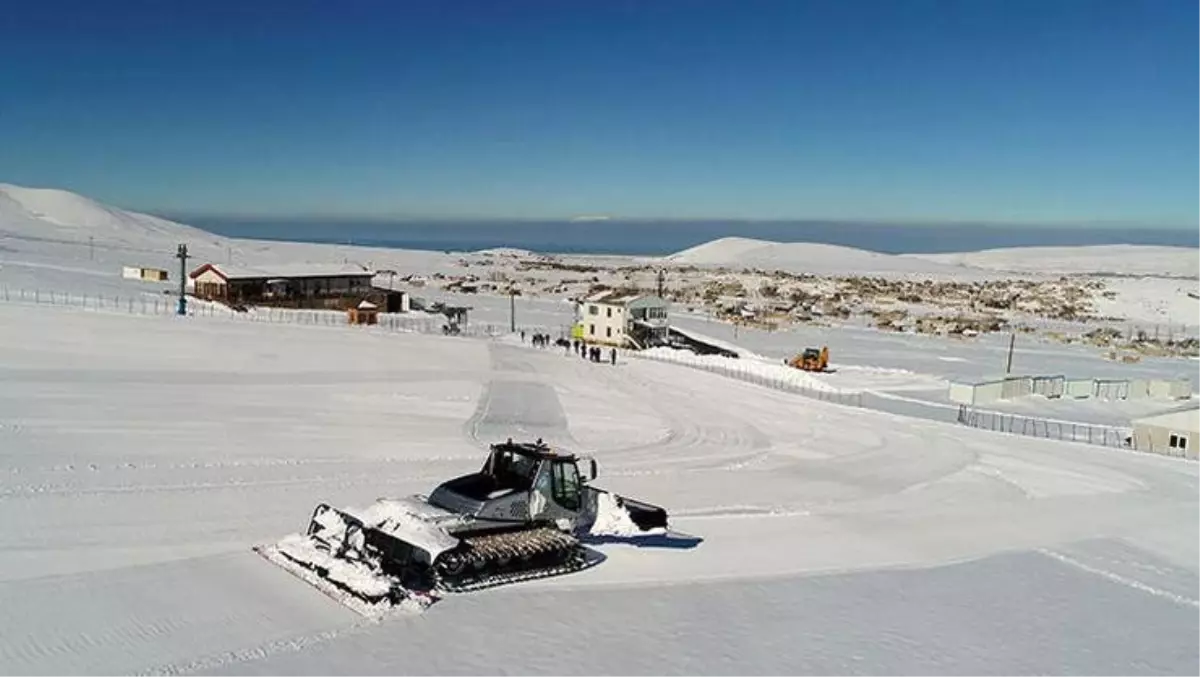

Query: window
left=606, top=327, right=612, bottom=337
left=606, top=307, right=612, bottom=318
left=1169, top=433, right=1188, bottom=451
left=550, top=460, right=581, bottom=510
left=589, top=324, right=595, bottom=335
left=588, top=305, right=598, bottom=315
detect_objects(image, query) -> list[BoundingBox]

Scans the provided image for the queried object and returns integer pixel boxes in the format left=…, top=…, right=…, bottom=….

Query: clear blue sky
left=0, top=0, right=1195, bottom=225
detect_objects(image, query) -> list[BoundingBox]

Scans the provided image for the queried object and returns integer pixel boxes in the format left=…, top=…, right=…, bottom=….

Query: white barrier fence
left=630, top=349, right=864, bottom=408
left=956, top=404, right=1133, bottom=449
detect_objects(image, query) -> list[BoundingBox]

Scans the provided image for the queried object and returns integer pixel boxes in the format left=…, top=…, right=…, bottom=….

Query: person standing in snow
left=610, top=348, right=617, bottom=365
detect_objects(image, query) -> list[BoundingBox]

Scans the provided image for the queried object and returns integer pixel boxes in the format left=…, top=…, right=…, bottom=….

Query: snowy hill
left=664, top=236, right=998, bottom=278
left=0, top=183, right=224, bottom=249
left=0, top=182, right=455, bottom=296
left=906, top=244, right=1200, bottom=279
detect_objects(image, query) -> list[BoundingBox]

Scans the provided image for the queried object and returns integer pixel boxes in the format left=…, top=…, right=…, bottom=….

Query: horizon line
left=154, top=210, right=1197, bottom=231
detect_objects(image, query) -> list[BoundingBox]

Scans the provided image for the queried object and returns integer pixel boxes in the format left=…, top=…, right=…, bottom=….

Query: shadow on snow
left=580, top=530, right=704, bottom=550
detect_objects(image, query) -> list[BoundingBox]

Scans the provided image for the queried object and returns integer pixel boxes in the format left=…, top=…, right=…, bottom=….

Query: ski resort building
left=573, top=291, right=670, bottom=348
left=188, top=263, right=377, bottom=308
left=121, top=266, right=169, bottom=282
left=1131, top=407, right=1199, bottom=459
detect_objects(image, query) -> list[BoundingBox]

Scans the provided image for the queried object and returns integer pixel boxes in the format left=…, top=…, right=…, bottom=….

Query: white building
left=122, top=266, right=169, bottom=282
left=573, top=291, right=669, bottom=348
left=1131, top=407, right=1198, bottom=459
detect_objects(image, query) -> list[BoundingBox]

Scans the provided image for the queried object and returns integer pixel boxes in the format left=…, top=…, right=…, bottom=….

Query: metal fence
left=0, top=286, right=540, bottom=340
left=630, top=351, right=865, bottom=408
left=955, top=404, right=1133, bottom=449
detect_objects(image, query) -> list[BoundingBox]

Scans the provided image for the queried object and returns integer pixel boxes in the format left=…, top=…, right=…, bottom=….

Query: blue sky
left=0, top=0, right=1195, bottom=225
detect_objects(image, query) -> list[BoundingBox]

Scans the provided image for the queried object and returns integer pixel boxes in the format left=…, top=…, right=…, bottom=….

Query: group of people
left=521, top=331, right=553, bottom=348
left=518, top=331, right=618, bottom=365
left=572, top=340, right=617, bottom=365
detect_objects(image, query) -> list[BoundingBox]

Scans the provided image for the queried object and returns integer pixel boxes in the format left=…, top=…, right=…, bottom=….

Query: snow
left=587, top=491, right=663, bottom=537
left=0, top=183, right=459, bottom=305
left=665, top=236, right=995, bottom=278
left=475, top=246, right=536, bottom=256
left=669, top=324, right=769, bottom=360
left=270, top=536, right=393, bottom=599
left=1089, top=276, right=1200, bottom=327
left=0, top=302, right=1195, bottom=674
left=639, top=346, right=841, bottom=392
left=910, top=244, right=1200, bottom=279
left=0, top=184, right=1197, bottom=674
left=0, top=182, right=222, bottom=248
left=200, top=262, right=376, bottom=280
left=356, top=497, right=466, bottom=558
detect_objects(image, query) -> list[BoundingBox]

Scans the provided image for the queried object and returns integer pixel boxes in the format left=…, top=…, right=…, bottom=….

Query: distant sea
left=182, top=217, right=1199, bottom=256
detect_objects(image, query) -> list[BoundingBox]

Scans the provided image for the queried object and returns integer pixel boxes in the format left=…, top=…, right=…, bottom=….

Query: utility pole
left=509, top=290, right=516, bottom=333
left=175, top=244, right=189, bottom=316
left=1005, top=332, right=1015, bottom=374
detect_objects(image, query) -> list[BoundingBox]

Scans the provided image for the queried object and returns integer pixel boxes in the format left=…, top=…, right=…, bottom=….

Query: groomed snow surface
left=0, top=183, right=1197, bottom=674
left=0, top=303, right=1196, bottom=675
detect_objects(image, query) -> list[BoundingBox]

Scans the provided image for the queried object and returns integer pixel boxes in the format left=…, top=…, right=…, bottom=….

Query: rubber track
left=436, top=527, right=593, bottom=593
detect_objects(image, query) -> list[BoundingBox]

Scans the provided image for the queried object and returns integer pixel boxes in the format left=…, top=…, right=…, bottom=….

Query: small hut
left=347, top=299, right=379, bottom=325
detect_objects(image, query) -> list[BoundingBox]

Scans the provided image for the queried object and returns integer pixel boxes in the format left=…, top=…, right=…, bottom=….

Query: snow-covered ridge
left=663, top=236, right=983, bottom=278
left=665, top=236, right=1199, bottom=280
left=907, top=244, right=1200, bottom=279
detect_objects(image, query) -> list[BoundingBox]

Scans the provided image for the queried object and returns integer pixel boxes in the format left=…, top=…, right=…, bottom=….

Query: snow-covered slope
left=664, top=236, right=999, bottom=278
left=908, top=244, right=1200, bottom=279
left=0, top=183, right=460, bottom=298
left=0, top=303, right=1194, bottom=674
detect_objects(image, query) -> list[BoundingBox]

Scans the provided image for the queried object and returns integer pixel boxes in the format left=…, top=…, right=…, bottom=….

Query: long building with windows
left=189, top=263, right=376, bottom=308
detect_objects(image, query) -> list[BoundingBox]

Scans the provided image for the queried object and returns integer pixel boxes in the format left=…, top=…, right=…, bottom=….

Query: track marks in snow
left=134, top=624, right=372, bottom=676
left=462, top=343, right=578, bottom=448
left=1037, top=548, right=1199, bottom=609
left=0, top=552, right=352, bottom=675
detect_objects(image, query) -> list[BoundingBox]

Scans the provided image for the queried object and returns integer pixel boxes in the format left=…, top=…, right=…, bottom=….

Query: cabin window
left=551, top=461, right=581, bottom=510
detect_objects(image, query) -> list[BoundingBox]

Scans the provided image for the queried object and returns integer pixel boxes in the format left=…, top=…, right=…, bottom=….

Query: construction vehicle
left=255, top=439, right=671, bottom=616
left=785, top=346, right=830, bottom=372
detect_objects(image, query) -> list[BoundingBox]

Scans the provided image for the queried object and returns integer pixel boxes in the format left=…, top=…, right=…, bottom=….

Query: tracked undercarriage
left=436, top=525, right=591, bottom=592
left=256, top=440, right=671, bottom=617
